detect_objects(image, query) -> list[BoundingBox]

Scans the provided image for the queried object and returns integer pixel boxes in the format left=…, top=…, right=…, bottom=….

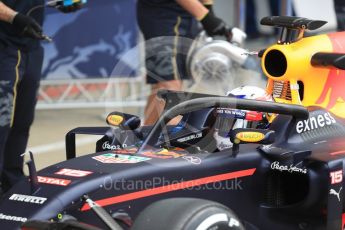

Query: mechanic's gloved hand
left=57, top=2, right=83, bottom=13
left=200, top=11, right=227, bottom=37
left=12, top=13, right=43, bottom=39
left=229, top=27, right=247, bottom=45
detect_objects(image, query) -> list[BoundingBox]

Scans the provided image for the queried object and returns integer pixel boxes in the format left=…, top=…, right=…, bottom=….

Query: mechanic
left=0, top=0, right=82, bottom=195
left=137, top=0, right=246, bottom=125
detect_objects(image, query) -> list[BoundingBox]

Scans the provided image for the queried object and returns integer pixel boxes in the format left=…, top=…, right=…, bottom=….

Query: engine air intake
left=264, top=50, right=287, bottom=77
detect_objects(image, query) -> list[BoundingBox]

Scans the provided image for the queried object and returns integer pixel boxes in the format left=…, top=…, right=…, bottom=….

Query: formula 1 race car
left=1, top=16, right=345, bottom=230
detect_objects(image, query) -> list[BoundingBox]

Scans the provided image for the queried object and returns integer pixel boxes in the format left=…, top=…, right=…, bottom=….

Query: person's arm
left=176, top=0, right=247, bottom=44
left=201, top=0, right=214, bottom=10
left=201, top=0, right=214, bottom=4
left=201, top=0, right=215, bottom=19
left=0, top=1, right=17, bottom=23
left=0, top=1, right=43, bottom=39
left=176, top=0, right=227, bottom=37
left=175, top=0, right=208, bottom=20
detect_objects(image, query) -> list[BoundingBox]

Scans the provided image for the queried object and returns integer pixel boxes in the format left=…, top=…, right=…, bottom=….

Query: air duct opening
left=264, top=50, right=287, bottom=77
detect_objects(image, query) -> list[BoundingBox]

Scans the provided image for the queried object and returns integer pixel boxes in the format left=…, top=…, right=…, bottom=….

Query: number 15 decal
left=330, top=170, right=343, bottom=185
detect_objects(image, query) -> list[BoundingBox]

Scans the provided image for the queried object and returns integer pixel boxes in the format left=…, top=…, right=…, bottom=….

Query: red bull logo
left=316, top=33, right=345, bottom=111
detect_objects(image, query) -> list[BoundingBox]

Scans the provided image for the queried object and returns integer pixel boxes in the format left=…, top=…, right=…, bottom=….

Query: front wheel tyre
left=131, top=198, right=244, bottom=230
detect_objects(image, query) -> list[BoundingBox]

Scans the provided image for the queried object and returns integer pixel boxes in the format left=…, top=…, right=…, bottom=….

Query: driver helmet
left=214, top=85, right=273, bottom=150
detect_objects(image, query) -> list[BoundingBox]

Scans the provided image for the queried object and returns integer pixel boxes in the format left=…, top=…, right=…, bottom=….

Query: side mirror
left=229, top=128, right=275, bottom=156
left=106, top=112, right=141, bottom=131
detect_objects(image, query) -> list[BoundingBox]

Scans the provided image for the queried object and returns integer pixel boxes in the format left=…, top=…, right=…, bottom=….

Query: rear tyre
left=131, top=198, right=244, bottom=230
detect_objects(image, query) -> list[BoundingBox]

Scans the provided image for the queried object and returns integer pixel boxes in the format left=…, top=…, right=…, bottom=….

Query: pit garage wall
left=41, top=0, right=139, bottom=80
left=38, top=0, right=144, bottom=110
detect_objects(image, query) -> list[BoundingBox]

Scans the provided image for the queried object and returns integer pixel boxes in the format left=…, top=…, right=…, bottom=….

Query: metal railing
left=37, top=77, right=148, bottom=110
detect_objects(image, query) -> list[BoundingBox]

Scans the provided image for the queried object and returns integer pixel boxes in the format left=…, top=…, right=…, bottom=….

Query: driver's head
left=214, top=86, right=273, bottom=150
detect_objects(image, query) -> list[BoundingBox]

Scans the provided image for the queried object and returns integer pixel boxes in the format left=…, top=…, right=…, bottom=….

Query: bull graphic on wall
left=42, top=0, right=138, bottom=79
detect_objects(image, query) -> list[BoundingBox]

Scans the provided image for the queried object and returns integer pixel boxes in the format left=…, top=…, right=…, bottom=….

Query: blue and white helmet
left=214, top=86, right=273, bottom=150
left=226, top=85, right=272, bottom=100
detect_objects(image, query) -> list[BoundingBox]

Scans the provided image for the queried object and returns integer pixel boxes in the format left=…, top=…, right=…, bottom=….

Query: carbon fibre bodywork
left=0, top=91, right=345, bottom=230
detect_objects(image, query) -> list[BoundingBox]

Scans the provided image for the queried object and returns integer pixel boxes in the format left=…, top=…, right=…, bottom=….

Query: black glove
left=57, top=2, right=83, bottom=13
left=200, top=11, right=228, bottom=36
left=12, top=13, right=43, bottom=39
